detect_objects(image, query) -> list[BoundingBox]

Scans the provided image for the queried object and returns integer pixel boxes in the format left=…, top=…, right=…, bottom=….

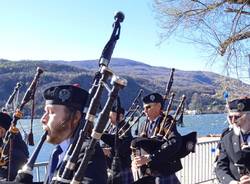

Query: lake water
left=17, top=113, right=228, bottom=162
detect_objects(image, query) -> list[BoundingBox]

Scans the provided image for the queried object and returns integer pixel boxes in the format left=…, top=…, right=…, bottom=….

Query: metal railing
left=33, top=161, right=48, bottom=182
left=33, top=138, right=220, bottom=183
left=176, top=138, right=220, bottom=184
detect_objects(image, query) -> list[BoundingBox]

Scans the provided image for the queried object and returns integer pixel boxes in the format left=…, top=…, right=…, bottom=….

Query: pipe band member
left=41, top=84, right=107, bottom=184
left=0, top=112, right=29, bottom=181
left=101, top=105, right=133, bottom=184
left=215, top=97, right=250, bottom=184
left=131, top=93, right=182, bottom=184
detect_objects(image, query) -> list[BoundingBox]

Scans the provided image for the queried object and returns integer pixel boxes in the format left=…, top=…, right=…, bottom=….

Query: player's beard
left=46, top=118, right=73, bottom=145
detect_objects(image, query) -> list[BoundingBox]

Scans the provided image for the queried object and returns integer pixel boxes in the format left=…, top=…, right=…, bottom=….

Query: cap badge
left=150, top=95, right=155, bottom=102
left=59, top=89, right=71, bottom=102
left=237, top=102, right=245, bottom=111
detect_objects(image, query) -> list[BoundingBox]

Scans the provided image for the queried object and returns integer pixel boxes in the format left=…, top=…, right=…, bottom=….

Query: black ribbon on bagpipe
left=27, top=84, right=37, bottom=146
left=0, top=67, right=43, bottom=181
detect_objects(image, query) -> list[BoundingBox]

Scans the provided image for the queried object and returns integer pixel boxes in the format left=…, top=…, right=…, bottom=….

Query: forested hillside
left=0, top=58, right=249, bottom=116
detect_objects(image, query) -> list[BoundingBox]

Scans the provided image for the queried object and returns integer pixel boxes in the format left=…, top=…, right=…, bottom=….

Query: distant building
left=185, top=109, right=199, bottom=115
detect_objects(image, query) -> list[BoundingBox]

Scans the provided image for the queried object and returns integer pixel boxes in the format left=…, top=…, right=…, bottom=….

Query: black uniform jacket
left=101, top=121, right=133, bottom=170
left=43, top=138, right=107, bottom=184
left=215, top=129, right=246, bottom=184
left=133, top=114, right=183, bottom=176
left=0, top=132, right=29, bottom=181
left=147, top=125, right=183, bottom=176
left=1, top=130, right=107, bottom=184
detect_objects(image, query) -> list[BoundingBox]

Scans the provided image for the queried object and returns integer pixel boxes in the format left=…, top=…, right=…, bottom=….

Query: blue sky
left=0, top=0, right=224, bottom=74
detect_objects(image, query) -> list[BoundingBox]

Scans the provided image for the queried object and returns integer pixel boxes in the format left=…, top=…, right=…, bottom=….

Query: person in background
left=131, top=93, right=182, bottom=184
left=41, top=84, right=107, bottom=184
left=0, top=112, right=29, bottom=181
left=215, top=97, right=250, bottom=184
left=213, top=105, right=235, bottom=165
left=101, top=105, right=133, bottom=184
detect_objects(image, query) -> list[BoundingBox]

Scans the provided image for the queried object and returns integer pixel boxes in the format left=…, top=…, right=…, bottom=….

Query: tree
left=153, top=0, right=250, bottom=76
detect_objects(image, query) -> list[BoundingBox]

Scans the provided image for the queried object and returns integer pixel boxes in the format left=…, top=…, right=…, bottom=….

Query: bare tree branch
left=153, top=0, right=250, bottom=75
left=227, top=0, right=250, bottom=5
left=219, top=31, right=250, bottom=55
left=225, top=8, right=250, bottom=15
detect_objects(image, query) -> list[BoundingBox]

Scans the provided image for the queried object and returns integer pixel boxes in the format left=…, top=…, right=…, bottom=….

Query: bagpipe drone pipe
left=0, top=67, right=43, bottom=182
left=52, top=11, right=126, bottom=184
left=11, top=11, right=126, bottom=184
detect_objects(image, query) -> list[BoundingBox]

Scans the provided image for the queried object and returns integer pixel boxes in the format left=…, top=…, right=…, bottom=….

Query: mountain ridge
left=0, top=58, right=249, bottom=115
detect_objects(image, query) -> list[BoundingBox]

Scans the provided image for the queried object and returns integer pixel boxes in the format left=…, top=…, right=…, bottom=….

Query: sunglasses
left=144, top=103, right=157, bottom=110
left=228, top=115, right=242, bottom=122
left=144, top=105, right=152, bottom=110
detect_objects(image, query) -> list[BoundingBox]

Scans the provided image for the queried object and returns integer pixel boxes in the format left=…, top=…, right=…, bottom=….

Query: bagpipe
left=2, top=82, right=22, bottom=114
left=130, top=69, right=197, bottom=182
left=0, top=67, right=43, bottom=181
left=102, top=88, right=144, bottom=140
left=119, top=69, right=175, bottom=139
left=2, top=80, right=38, bottom=147
left=15, top=131, right=47, bottom=183
left=235, top=137, right=250, bottom=176
left=13, top=11, right=126, bottom=184
left=0, top=82, right=22, bottom=148
left=57, top=11, right=126, bottom=184
left=118, top=89, right=144, bottom=138
left=101, top=90, right=144, bottom=184
left=101, top=88, right=145, bottom=151
left=131, top=95, right=197, bottom=157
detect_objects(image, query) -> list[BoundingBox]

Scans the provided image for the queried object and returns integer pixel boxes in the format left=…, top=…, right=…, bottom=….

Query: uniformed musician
left=215, top=97, right=250, bottom=184
left=41, top=84, right=107, bottom=184
left=131, top=93, right=182, bottom=184
left=0, top=112, right=29, bottom=181
left=101, top=105, right=133, bottom=184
